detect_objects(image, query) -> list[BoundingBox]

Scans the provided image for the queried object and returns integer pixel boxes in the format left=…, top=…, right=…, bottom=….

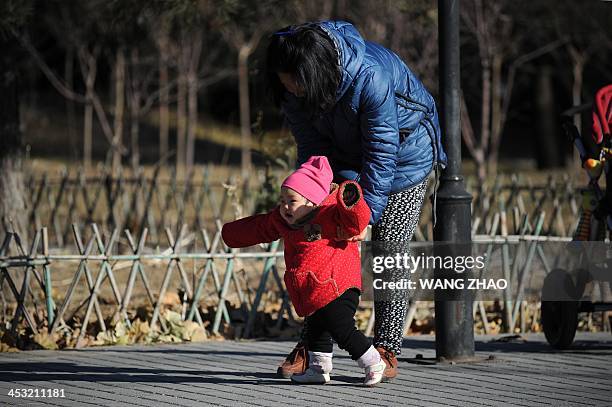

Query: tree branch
left=460, top=91, right=478, bottom=160
left=12, top=30, right=86, bottom=103
left=500, top=37, right=568, bottom=136
left=77, top=46, right=127, bottom=154
left=140, top=78, right=179, bottom=116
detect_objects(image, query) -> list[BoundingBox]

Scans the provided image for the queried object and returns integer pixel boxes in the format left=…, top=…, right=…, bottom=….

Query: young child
left=222, top=156, right=386, bottom=386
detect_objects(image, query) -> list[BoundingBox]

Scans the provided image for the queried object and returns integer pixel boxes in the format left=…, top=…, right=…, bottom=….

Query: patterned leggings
left=300, top=179, right=429, bottom=355
left=371, top=179, right=429, bottom=354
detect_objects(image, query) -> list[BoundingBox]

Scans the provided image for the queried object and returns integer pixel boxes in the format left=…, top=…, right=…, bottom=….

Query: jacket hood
left=318, top=21, right=365, bottom=102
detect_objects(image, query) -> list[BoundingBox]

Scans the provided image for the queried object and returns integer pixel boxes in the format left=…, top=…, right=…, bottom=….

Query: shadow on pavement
left=399, top=336, right=612, bottom=357
left=0, top=362, right=289, bottom=385
left=0, top=362, right=366, bottom=386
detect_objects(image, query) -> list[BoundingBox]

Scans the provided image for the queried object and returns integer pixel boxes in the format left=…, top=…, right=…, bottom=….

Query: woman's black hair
left=266, top=23, right=341, bottom=113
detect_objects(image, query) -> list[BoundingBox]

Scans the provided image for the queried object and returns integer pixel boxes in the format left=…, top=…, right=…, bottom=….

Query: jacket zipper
left=394, top=92, right=440, bottom=165
left=395, top=92, right=430, bottom=112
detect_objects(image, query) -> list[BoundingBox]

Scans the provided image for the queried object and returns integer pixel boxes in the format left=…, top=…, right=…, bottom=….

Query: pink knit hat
left=282, top=156, right=333, bottom=205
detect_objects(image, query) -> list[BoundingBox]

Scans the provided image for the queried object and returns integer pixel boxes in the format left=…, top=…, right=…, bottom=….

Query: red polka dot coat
left=222, top=181, right=371, bottom=317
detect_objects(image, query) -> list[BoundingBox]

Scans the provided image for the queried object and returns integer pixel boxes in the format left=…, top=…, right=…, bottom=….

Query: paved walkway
left=1, top=333, right=611, bottom=406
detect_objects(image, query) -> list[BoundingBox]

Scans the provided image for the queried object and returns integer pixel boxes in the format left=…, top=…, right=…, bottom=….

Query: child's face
left=280, top=187, right=315, bottom=225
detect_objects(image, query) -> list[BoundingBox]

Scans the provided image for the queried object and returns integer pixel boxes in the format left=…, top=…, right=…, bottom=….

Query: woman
left=267, top=20, right=446, bottom=381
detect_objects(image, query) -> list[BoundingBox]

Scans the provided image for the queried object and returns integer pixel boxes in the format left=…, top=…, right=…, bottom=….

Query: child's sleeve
left=222, top=208, right=282, bottom=248
left=335, top=181, right=371, bottom=236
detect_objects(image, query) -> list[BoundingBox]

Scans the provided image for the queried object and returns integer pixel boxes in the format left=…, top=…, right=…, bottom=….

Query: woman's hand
left=336, top=226, right=367, bottom=242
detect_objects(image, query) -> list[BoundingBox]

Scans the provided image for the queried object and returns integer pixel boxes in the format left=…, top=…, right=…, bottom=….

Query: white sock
left=309, top=351, right=333, bottom=374
left=357, top=346, right=382, bottom=368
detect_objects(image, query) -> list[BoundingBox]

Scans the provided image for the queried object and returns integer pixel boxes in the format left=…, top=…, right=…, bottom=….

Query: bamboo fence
left=2, top=168, right=605, bottom=347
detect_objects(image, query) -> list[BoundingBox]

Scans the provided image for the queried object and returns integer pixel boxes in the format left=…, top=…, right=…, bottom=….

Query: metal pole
left=434, top=0, right=475, bottom=360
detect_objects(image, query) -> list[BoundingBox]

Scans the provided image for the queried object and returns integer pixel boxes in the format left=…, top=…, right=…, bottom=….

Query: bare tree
left=218, top=26, right=263, bottom=178
left=77, top=44, right=126, bottom=170
left=171, top=39, right=186, bottom=173
left=460, top=0, right=512, bottom=182
left=1, top=0, right=32, bottom=241
left=80, top=45, right=98, bottom=170
left=16, top=2, right=128, bottom=171
left=157, top=28, right=171, bottom=162
left=126, top=46, right=174, bottom=170
left=172, top=32, right=204, bottom=175
left=0, top=40, right=28, bottom=241
left=460, top=0, right=566, bottom=182
left=112, top=47, right=126, bottom=175
left=64, top=47, right=78, bottom=159
left=151, top=0, right=213, bottom=174
left=117, top=1, right=230, bottom=173
left=185, top=29, right=203, bottom=173
left=217, top=0, right=288, bottom=179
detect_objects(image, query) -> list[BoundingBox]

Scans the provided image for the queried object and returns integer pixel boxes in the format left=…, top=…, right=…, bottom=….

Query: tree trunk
left=460, top=91, right=487, bottom=183
left=0, top=40, right=28, bottom=242
left=569, top=46, right=585, bottom=168
left=65, top=48, right=78, bottom=160
left=112, top=48, right=126, bottom=176
left=84, top=98, right=93, bottom=170
left=474, top=60, right=492, bottom=184
left=130, top=110, right=140, bottom=171
left=489, top=53, right=503, bottom=177
left=83, top=56, right=97, bottom=171
left=480, top=60, right=492, bottom=158
left=535, top=65, right=560, bottom=169
left=238, top=45, right=252, bottom=179
left=176, top=45, right=187, bottom=175
left=186, top=73, right=198, bottom=173
left=476, top=150, right=486, bottom=184
left=158, top=33, right=170, bottom=163
left=130, top=48, right=140, bottom=171
left=569, top=47, right=585, bottom=133
left=186, top=30, right=203, bottom=173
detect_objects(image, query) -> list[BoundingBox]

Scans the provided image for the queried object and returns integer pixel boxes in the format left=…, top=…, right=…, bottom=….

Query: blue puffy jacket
left=281, top=21, right=447, bottom=224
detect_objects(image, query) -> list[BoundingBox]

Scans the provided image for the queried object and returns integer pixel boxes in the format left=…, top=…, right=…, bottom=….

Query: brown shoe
left=376, top=347, right=398, bottom=381
left=277, top=342, right=309, bottom=379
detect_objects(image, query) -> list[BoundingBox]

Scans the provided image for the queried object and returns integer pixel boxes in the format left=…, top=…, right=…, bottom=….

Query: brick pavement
left=0, top=333, right=611, bottom=406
